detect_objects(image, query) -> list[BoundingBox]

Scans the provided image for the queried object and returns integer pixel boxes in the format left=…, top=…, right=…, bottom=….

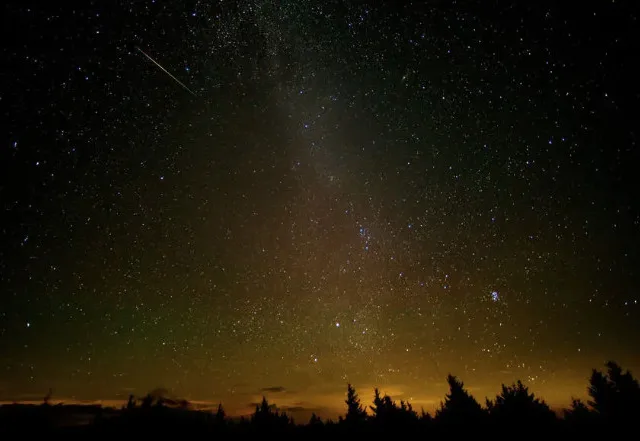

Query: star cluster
left=1, top=1, right=639, bottom=417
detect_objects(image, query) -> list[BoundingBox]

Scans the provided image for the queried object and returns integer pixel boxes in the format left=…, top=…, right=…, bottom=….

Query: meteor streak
left=136, top=46, right=196, bottom=96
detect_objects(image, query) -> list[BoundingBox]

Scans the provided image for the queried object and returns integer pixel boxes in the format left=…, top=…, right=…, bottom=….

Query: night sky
left=1, top=1, right=639, bottom=419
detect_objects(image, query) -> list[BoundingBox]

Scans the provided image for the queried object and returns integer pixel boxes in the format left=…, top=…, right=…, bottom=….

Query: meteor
left=136, top=46, right=196, bottom=96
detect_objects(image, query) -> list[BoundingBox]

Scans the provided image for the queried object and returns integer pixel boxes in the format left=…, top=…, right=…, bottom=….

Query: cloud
left=281, top=406, right=310, bottom=412
left=6, top=393, right=50, bottom=401
left=260, top=386, right=286, bottom=393
left=145, top=387, right=171, bottom=400
left=0, top=398, right=127, bottom=408
left=281, top=404, right=319, bottom=412
left=187, top=400, right=218, bottom=411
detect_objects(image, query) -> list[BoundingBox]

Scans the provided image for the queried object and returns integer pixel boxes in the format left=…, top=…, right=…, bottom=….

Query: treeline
left=1, top=360, right=639, bottom=437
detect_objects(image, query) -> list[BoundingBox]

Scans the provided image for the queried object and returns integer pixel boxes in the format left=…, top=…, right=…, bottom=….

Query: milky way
left=1, top=1, right=639, bottom=418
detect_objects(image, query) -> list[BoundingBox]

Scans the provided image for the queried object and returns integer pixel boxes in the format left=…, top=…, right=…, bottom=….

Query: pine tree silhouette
left=435, top=374, right=485, bottom=427
left=419, top=407, right=433, bottom=432
left=564, top=398, right=593, bottom=426
left=279, top=411, right=292, bottom=426
left=250, top=396, right=291, bottom=431
left=12, top=360, right=640, bottom=437
left=126, top=394, right=136, bottom=410
left=370, top=388, right=384, bottom=418
left=369, top=388, right=418, bottom=428
left=309, top=412, right=323, bottom=426
left=141, top=393, right=153, bottom=409
left=369, top=388, right=394, bottom=422
left=486, top=380, right=556, bottom=426
left=587, top=361, right=640, bottom=424
left=344, top=384, right=367, bottom=424
left=252, top=396, right=273, bottom=426
left=43, top=388, right=52, bottom=406
left=420, top=407, right=432, bottom=421
left=215, top=403, right=225, bottom=424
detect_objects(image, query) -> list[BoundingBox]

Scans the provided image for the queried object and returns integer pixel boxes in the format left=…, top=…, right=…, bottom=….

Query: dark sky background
left=1, top=0, right=639, bottom=419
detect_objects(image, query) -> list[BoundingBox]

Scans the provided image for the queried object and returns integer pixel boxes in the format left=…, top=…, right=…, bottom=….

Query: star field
left=1, top=1, right=639, bottom=418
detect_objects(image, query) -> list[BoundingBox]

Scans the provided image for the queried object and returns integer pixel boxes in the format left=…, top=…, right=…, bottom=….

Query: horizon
left=1, top=359, right=631, bottom=420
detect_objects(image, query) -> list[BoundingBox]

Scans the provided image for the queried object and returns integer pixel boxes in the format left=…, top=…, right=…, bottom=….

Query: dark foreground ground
left=0, top=402, right=630, bottom=440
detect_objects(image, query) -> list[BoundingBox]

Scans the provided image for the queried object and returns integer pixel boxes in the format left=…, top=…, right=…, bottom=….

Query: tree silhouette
left=486, top=380, right=556, bottom=426
left=344, top=384, right=367, bottom=424
left=140, top=393, right=154, bottom=409
left=252, top=396, right=273, bottom=425
left=435, top=374, right=485, bottom=427
left=251, top=396, right=291, bottom=431
left=43, top=388, right=53, bottom=406
left=587, top=361, right=640, bottom=423
left=215, top=403, right=225, bottom=424
left=564, top=398, right=593, bottom=426
left=126, top=394, right=136, bottom=410
left=419, top=407, right=433, bottom=432
left=369, top=388, right=391, bottom=421
left=6, top=360, right=639, bottom=437
left=279, top=411, right=292, bottom=426
left=370, top=388, right=383, bottom=417
left=369, top=388, right=418, bottom=428
left=309, top=412, right=323, bottom=426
